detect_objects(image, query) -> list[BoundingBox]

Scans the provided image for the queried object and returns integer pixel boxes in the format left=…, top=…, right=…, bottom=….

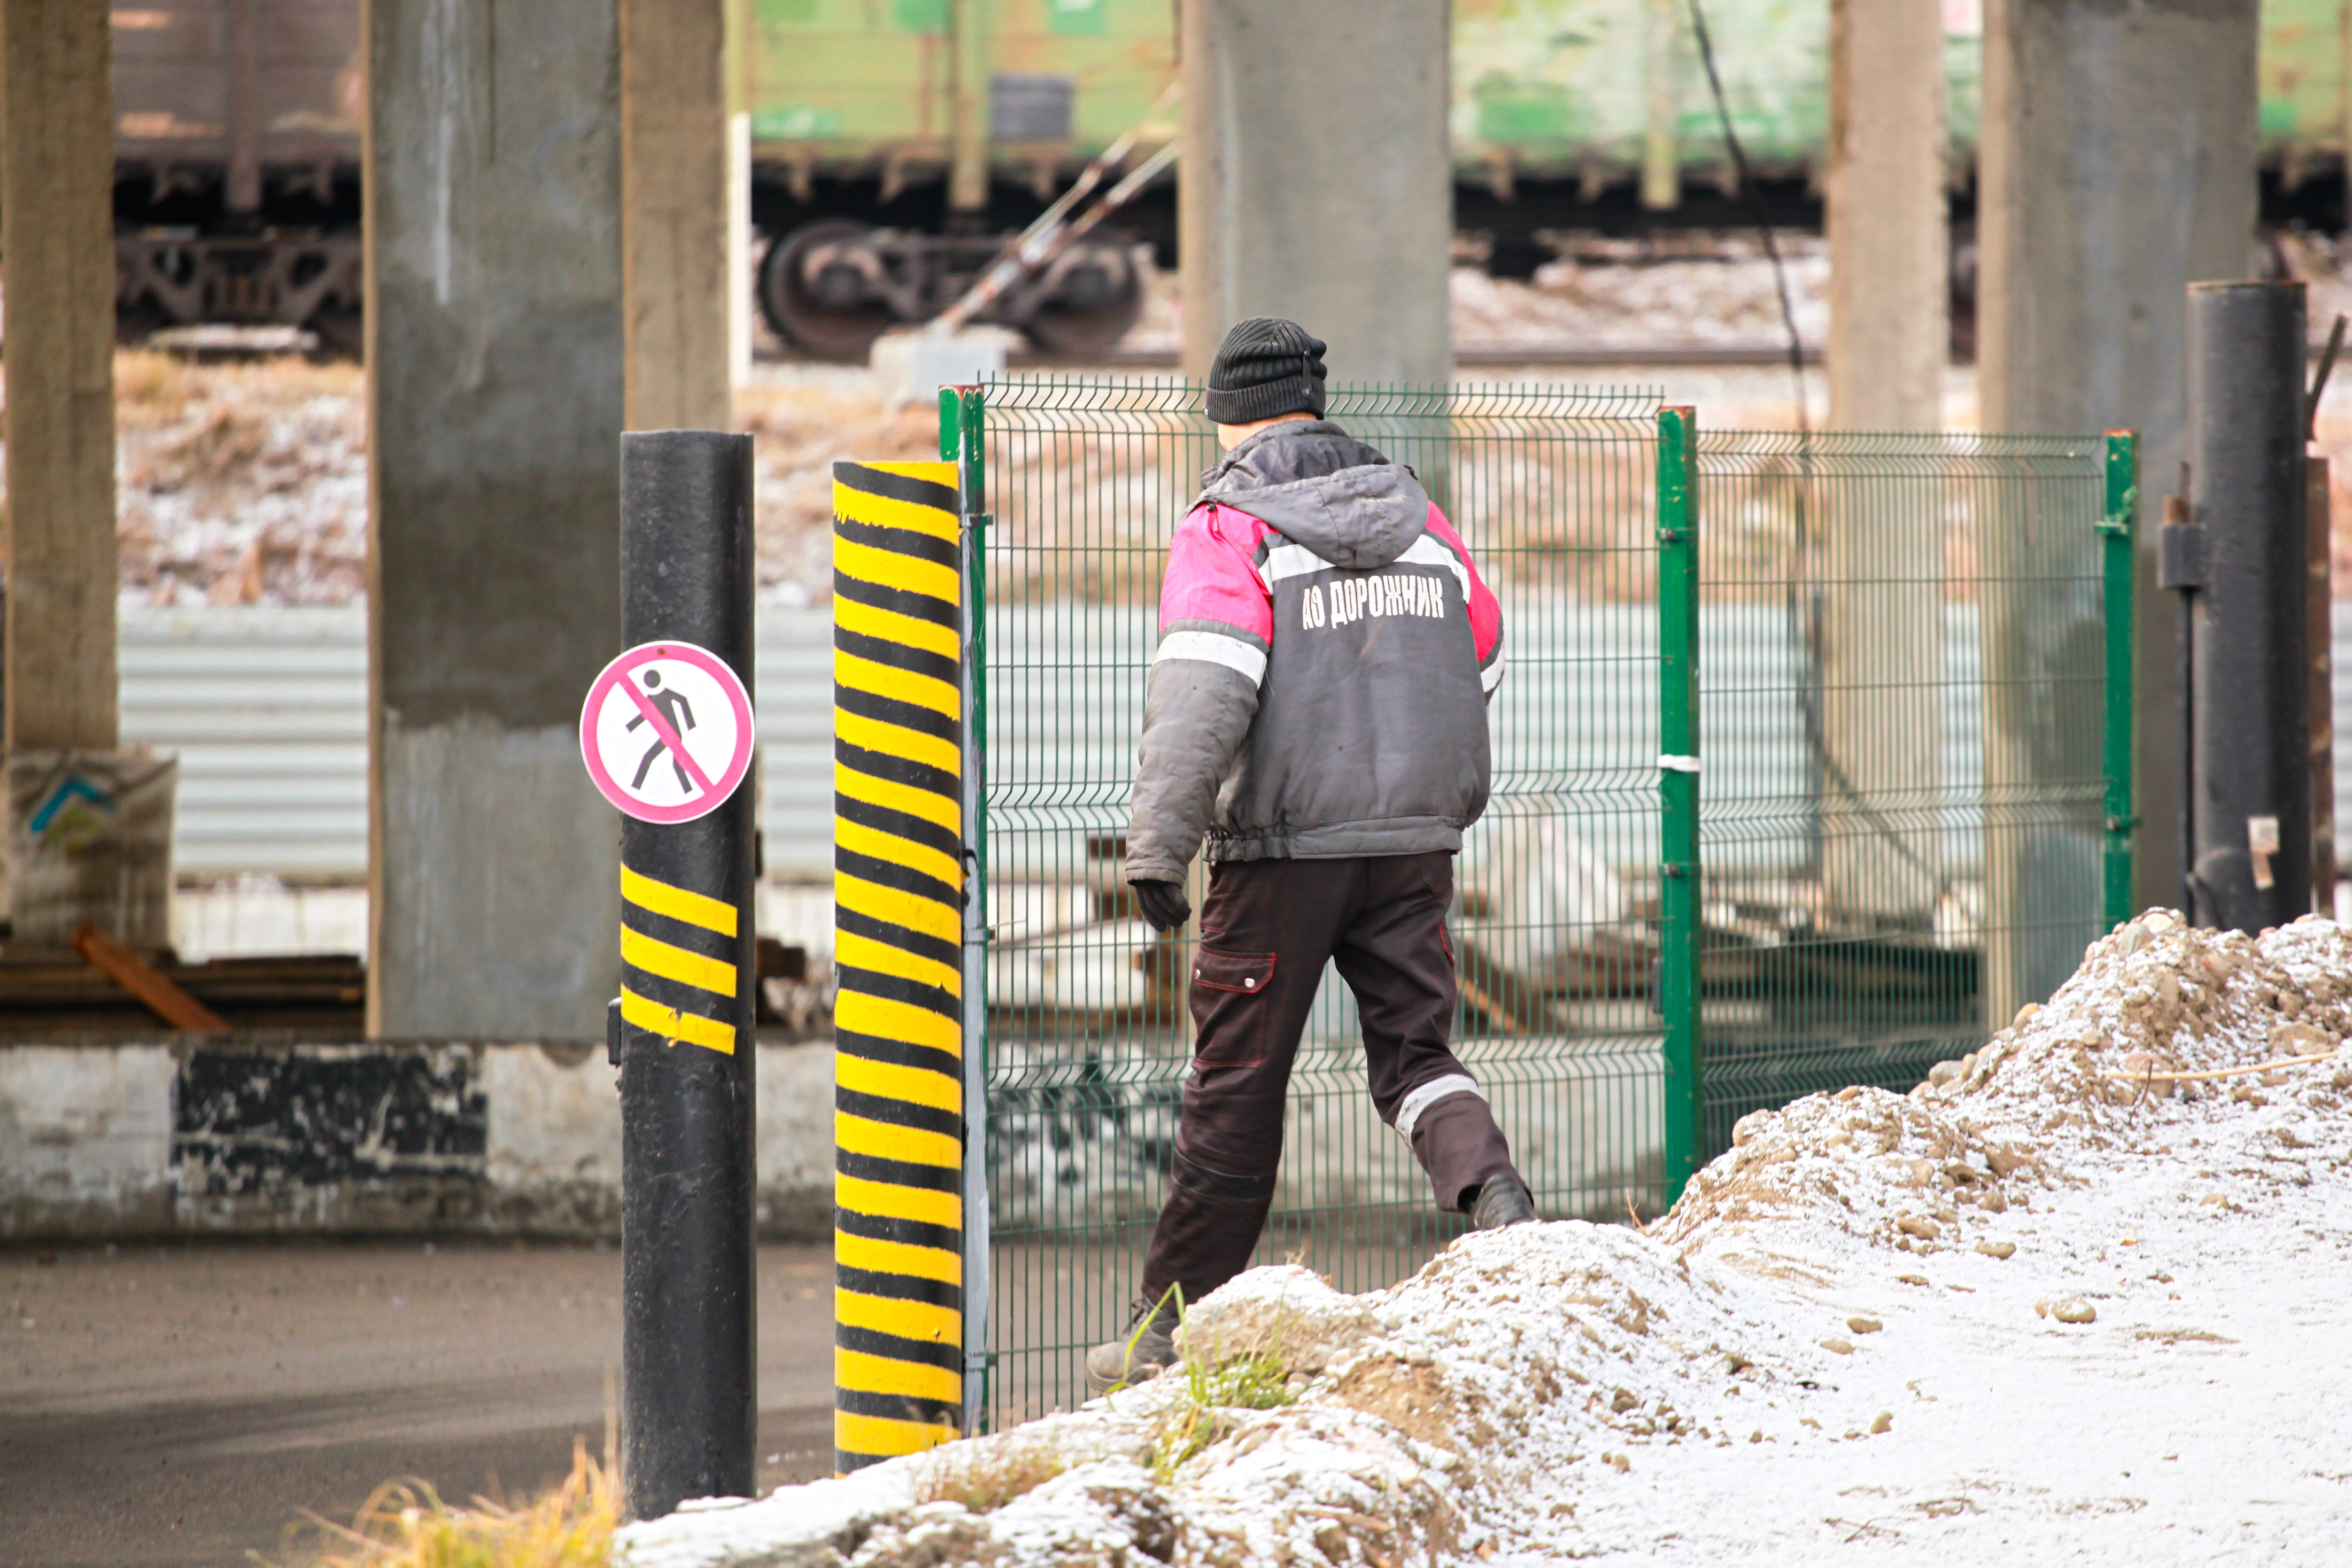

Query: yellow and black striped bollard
left=830, top=459, right=967, bottom=1470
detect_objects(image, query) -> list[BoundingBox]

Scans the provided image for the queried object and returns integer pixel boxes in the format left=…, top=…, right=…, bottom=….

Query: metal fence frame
left=926, top=382, right=2134, bottom=1428
left=1671, top=423, right=2136, bottom=1161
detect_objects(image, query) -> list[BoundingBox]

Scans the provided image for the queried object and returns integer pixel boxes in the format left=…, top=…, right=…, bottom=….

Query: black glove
left=1130, top=879, right=1191, bottom=933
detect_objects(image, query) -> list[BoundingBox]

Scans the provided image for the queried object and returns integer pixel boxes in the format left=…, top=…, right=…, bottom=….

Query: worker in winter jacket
left=1085, top=317, right=1537, bottom=1395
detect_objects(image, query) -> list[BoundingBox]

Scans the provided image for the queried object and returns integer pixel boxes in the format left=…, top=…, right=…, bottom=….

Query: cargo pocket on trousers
left=1189, top=948, right=1275, bottom=1068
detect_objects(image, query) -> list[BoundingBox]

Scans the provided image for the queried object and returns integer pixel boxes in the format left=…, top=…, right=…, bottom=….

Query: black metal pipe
left=617, top=430, right=758, bottom=1519
left=2184, top=280, right=2311, bottom=930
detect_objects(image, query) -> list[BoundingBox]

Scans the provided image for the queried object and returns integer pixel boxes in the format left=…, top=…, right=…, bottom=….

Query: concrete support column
left=1178, top=0, right=1452, bottom=387
left=728, top=112, right=754, bottom=391
left=367, top=0, right=625, bottom=1041
left=949, top=0, right=991, bottom=216
left=727, top=0, right=755, bottom=390
left=1978, top=0, right=2257, bottom=1004
left=1820, top=0, right=1947, bottom=931
left=1827, top=0, right=1945, bottom=434
left=1641, top=0, right=1681, bottom=212
left=622, top=0, right=733, bottom=431
left=0, top=0, right=120, bottom=756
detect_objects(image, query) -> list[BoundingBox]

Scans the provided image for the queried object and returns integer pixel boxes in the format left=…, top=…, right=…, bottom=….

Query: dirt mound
left=1663, top=911, right=2352, bottom=1265
left=617, top=914, right=2352, bottom=1565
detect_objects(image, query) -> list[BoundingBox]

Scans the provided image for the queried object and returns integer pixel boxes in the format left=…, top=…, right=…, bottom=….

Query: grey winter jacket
left=1122, top=420, right=1506, bottom=883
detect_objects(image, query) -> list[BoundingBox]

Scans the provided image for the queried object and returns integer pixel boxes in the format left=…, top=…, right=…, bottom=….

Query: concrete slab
left=0, top=1239, right=835, bottom=1567
left=0, top=1038, right=833, bottom=1243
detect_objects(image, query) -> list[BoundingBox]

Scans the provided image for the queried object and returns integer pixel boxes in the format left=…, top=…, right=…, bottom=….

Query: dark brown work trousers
left=1137, top=851, right=1522, bottom=1308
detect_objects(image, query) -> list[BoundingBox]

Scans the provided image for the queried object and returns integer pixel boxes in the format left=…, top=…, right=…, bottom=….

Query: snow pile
left=1104, top=245, right=1833, bottom=358
left=620, top=910, right=2352, bottom=1564
left=1664, top=908, right=2352, bottom=1268
left=622, top=1232, right=1841, bottom=1568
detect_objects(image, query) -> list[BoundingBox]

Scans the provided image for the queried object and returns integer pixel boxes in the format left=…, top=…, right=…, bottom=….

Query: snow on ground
left=110, top=350, right=368, bottom=606
left=619, top=910, right=2352, bottom=1567
left=23, top=230, right=2352, bottom=607
left=1458, top=234, right=1831, bottom=352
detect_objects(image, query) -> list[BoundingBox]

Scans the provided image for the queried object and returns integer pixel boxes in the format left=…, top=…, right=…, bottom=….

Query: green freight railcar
left=1461, top=0, right=2337, bottom=193
left=744, top=0, right=1177, bottom=354
left=98, top=0, right=2352, bottom=346
left=2264, top=0, right=2352, bottom=180
left=743, top=0, right=1838, bottom=196
left=750, top=0, right=2352, bottom=197
left=746, top=0, right=1175, bottom=194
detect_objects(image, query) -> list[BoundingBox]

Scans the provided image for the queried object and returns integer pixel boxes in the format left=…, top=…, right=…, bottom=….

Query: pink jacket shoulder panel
left=1158, top=503, right=1277, bottom=650
left=1422, top=504, right=1505, bottom=675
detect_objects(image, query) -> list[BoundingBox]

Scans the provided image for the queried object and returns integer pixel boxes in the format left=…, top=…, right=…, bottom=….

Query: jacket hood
left=1198, top=419, right=1430, bottom=571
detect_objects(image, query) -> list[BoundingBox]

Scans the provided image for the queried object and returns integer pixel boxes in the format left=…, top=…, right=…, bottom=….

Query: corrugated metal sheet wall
left=120, top=604, right=2352, bottom=884
left=122, top=605, right=836, bottom=878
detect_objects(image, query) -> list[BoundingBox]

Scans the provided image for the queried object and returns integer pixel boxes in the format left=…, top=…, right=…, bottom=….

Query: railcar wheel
left=758, top=221, right=895, bottom=362
left=305, top=305, right=363, bottom=361
left=1019, top=243, right=1145, bottom=358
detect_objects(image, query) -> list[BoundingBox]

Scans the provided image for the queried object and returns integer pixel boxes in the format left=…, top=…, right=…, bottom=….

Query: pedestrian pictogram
left=580, top=641, right=755, bottom=824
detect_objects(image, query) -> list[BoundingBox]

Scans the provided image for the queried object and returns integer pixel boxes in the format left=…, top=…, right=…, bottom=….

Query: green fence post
left=1656, top=407, right=1702, bottom=1205
left=942, top=386, right=993, bottom=1435
left=2099, top=431, right=2139, bottom=930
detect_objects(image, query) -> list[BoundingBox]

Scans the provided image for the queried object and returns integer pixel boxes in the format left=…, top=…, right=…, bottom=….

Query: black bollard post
left=2181, top=280, right=2312, bottom=931
left=614, top=431, right=758, bottom=1518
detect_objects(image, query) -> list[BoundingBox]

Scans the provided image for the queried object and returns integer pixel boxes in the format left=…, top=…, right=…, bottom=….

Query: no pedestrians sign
left=580, top=641, right=755, bottom=824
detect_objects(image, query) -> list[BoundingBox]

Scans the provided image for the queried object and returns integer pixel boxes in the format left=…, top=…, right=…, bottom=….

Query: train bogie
left=105, top=0, right=2352, bottom=346
left=112, top=0, right=363, bottom=345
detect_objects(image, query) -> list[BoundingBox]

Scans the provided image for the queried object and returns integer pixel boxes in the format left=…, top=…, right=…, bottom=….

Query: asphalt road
left=0, top=1241, right=837, bottom=1568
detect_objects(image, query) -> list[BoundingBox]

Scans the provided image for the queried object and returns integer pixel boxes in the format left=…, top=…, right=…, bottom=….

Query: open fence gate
left=1683, top=425, right=2137, bottom=1155
left=860, top=382, right=2134, bottom=1439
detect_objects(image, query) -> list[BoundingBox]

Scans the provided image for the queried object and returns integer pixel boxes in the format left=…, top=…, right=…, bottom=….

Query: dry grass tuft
left=1147, top=1301, right=1299, bottom=1482
left=104, top=348, right=370, bottom=604
left=294, top=1439, right=617, bottom=1568
left=113, top=348, right=191, bottom=410
left=910, top=1433, right=1070, bottom=1514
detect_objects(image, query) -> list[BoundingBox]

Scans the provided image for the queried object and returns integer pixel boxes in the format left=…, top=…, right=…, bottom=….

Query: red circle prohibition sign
left=579, top=641, right=756, bottom=824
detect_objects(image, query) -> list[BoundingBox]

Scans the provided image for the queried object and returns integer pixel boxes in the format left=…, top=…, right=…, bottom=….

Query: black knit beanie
left=1205, top=317, right=1327, bottom=424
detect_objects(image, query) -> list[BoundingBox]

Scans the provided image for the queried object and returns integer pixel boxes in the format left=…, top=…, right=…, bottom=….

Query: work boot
left=1468, top=1172, right=1538, bottom=1230
left=1084, top=1298, right=1180, bottom=1395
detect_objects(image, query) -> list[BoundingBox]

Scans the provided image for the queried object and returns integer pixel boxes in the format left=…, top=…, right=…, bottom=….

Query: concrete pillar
left=1979, top=0, right=2257, bottom=1004
left=949, top=0, right=991, bottom=216
left=1826, top=0, right=1945, bottom=434
left=729, top=112, right=754, bottom=391
left=1178, top=0, right=1452, bottom=387
left=0, top=0, right=119, bottom=756
left=1819, top=0, right=1947, bottom=931
left=223, top=0, right=263, bottom=215
left=1641, top=0, right=1681, bottom=211
left=1981, top=0, right=2258, bottom=911
left=727, top=0, right=755, bottom=389
left=366, top=0, right=625, bottom=1041
left=622, top=0, right=733, bottom=431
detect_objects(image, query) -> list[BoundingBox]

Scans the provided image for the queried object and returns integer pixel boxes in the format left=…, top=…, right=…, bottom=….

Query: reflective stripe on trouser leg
left=831, top=460, right=966, bottom=1473
left=1393, top=1073, right=1485, bottom=1141
left=1408, top=1093, right=1522, bottom=1213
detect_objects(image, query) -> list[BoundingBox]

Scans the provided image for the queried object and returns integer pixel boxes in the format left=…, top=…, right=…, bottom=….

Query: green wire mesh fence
left=959, top=381, right=2131, bottom=1424
left=1683, top=428, right=2132, bottom=1158
left=975, top=378, right=1666, bottom=1422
